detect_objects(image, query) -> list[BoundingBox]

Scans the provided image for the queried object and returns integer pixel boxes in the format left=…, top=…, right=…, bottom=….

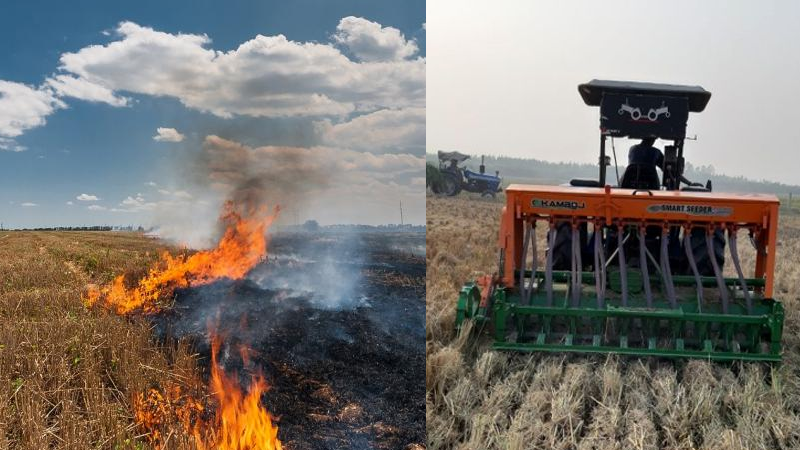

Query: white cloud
left=0, top=137, right=27, bottom=152
left=76, top=193, right=100, bottom=201
left=21, top=202, right=38, bottom=207
left=315, top=107, right=424, bottom=154
left=66, top=201, right=74, bottom=205
left=53, top=20, right=424, bottom=118
left=145, top=181, right=158, bottom=187
left=0, top=80, right=64, bottom=140
left=45, top=75, right=129, bottom=107
left=334, top=16, right=418, bottom=62
left=87, top=204, right=106, bottom=211
left=117, top=194, right=156, bottom=211
left=153, top=127, right=185, bottom=142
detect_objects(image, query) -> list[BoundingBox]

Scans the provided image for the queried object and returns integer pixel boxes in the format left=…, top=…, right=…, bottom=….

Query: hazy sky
left=428, top=0, right=800, bottom=185
left=1, top=0, right=425, bottom=230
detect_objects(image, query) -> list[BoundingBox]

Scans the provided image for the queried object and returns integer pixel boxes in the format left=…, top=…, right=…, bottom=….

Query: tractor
left=434, top=151, right=503, bottom=197
left=455, top=80, right=784, bottom=362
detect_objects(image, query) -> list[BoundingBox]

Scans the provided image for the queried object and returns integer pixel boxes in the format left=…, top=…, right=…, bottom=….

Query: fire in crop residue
left=86, top=200, right=283, bottom=448
left=85, top=200, right=278, bottom=314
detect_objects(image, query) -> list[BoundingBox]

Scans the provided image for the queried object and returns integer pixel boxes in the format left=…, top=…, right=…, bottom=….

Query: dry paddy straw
left=426, top=195, right=800, bottom=450
left=0, top=231, right=204, bottom=449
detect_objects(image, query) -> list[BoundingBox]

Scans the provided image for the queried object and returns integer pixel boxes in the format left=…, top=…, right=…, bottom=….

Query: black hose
left=684, top=229, right=704, bottom=312
left=707, top=231, right=729, bottom=314
left=728, top=231, right=752, bottom=314
left=660, top=228, right=677, bottom=309
left=638, top=227, right=653, bottom=308
left=546, top=226, right=556, bottom=306
left=593, top=226, right=606, bottom=308
left=617, top=226, right=628, bottom=307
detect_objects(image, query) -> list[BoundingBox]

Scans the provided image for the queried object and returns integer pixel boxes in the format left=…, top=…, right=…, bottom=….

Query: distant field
left=426, top=195, right=800, bottom=450
left=0, top=231, right=202, bottom=449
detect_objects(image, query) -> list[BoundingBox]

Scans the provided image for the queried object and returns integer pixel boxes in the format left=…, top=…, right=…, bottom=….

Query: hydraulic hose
left=707, top=230, right=730, bottom=314
left=593, top=226, right=606, bottom=308
left=571, top=227, right=582, bottom=307
left=728, top=231, right=752, bottom=314
left=617, top=225, right=629, bottom=307
left=684, top=229, right=704, bottom=313
left=520, top=221, right=532, bottom=304
left=638, top=227, right=653, bottom=308
left=546, top=226, right=556, bottom=306
left=660, top=228, right=677, bottom=309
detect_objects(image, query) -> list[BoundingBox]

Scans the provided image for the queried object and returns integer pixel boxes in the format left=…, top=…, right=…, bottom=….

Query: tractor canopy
left=578, top=79, right=711, bottom=140
left=437, top=150, right=471, bottom=163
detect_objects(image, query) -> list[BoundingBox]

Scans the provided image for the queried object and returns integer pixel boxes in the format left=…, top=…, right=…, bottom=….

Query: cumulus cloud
left=53, top=20, right=424, bottom=118
left=333, top=16, right=418, bottom=61
left=0, top=80, right=64, bottom=143
left=21, top=202, right=38, bottom=207
left=76, top=193, right=100, bottom=201
left=87, top=204, right=107, bottom=211
left=315, top=107, right=424, bottom=154
left=153, top=127, right=185, bottom=142
left=45, top=75, right=129, bottom=107
left=66, top=201, right=74, bottom=205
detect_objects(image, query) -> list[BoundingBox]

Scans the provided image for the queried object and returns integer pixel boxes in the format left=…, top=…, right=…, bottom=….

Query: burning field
left=426, top=195, right=800, bottom=450
left=0, top=199, right=424, bottom=449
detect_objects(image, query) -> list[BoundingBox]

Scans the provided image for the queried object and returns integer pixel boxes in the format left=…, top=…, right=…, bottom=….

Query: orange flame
left=86, top=201, right=279, bottom=314
left=196, top=332, right=283, bottom=450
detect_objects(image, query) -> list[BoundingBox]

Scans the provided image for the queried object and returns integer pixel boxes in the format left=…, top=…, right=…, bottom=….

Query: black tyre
left=683, top=227, right=725, bottom=276
left=441, top=173, right=461, bottom=196
left=551, top=222, right=575, bottom=270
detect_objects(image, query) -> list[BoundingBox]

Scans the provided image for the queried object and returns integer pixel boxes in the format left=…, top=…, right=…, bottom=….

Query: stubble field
left=426, top=195, right=800, bottom=450
left=0, top=231, right=202, bottom=449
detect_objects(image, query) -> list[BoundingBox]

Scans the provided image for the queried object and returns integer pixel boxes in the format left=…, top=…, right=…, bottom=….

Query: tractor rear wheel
left=551, top=222, right=575, bottom=270
left=683, top=227, right=725, bottom=277
left=441, top=173, right=461, bottom=196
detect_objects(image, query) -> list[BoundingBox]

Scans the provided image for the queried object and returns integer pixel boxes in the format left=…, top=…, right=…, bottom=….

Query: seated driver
left=628, top=137, right=664, bottom=170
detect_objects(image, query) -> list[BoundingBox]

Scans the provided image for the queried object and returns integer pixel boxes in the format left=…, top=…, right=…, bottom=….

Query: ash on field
left=156, top=231, right=425, bottom=450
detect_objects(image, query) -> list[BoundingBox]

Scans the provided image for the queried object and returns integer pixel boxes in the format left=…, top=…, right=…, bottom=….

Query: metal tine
left=617, top=224, right=628, bottom=307
left=728, top=228, right=752, bottom=314
left=545, top=224, right=556, bottom=306
left=660, top=227, right=677, bottom=309
left=604, top=231, right=631, bottom=268
left=708, top=227, right=730, bottom=314
left=684, top=226, right=704, bottom=313
left=593, top=223, right=606, bottom=308
left=638, top=226, right=653, bottom=308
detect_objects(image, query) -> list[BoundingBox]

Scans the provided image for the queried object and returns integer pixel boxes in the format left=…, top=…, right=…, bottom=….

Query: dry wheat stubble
left=426, top=194, right=800, bottom=450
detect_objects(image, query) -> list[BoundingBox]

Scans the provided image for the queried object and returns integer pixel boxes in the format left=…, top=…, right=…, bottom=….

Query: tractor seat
left=620, top=163, right=660, bottom=190
left=569, top=178, right=601, bottom=187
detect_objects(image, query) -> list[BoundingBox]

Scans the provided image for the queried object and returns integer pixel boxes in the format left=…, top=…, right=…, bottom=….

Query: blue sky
left=0, top=0, right=425, bottom=232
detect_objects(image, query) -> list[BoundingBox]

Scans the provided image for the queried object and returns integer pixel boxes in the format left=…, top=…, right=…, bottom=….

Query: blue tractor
left=435, top=151, right=503, bottom=198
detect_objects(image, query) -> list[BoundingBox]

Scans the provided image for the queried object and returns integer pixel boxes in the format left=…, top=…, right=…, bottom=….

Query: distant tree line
left=426, top=153, right=800, bottom=196
left=9, top=225, right=146, bottom=232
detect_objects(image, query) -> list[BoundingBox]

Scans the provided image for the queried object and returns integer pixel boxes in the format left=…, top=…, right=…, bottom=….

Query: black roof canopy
left=578, top=79, right=711, bottom=112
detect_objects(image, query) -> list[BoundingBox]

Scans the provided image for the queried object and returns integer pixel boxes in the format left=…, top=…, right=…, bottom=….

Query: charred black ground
left=153, top=231, right=425, bottom=450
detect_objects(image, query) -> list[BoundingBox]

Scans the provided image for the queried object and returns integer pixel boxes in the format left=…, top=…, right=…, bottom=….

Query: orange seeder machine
left=455, top=80, right=784, bottom=361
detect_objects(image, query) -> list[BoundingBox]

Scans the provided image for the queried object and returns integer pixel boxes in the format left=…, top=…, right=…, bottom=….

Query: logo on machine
left=646, top=204, right=733, bottom=217
left=618, top=98, right=671, bottom=122
left=532, top=199, right=586, bottom=210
